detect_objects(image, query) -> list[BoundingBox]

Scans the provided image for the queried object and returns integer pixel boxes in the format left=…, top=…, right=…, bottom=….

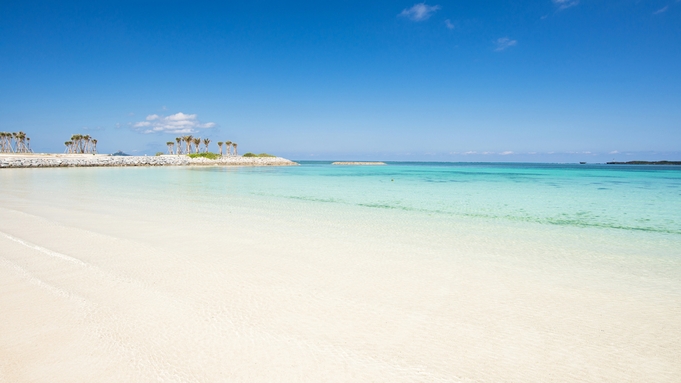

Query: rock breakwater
left=0, top=154, right=297, bottom=168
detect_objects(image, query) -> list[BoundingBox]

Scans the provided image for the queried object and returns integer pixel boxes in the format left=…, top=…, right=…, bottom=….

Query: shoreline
left=0, top=153, right=298, bottom=168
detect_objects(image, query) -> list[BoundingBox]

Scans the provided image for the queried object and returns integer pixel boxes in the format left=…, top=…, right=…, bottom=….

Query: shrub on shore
left=243, top=152, right=275, bottom=158
left=188, top=152, right=221, bottom=160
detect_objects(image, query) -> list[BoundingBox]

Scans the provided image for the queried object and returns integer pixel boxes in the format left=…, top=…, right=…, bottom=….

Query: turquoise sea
left=8, top=161, right=681, bottom=236
left=247, top=161, right=681, bottom=235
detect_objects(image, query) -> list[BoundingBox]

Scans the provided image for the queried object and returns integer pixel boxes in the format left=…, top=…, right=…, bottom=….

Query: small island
left=606, top=161, right=681, bottom=165
left=332, top=161, right=386, bottom=165
left=0, top=133, right=298, bottom=168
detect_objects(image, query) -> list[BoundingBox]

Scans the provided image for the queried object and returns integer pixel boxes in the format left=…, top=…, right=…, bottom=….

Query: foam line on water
left=0, top=257, right=87, bottom=305
left=0, top=231, right=88, bottom=267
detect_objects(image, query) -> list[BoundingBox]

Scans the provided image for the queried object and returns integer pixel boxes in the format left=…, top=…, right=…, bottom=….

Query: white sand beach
left=1, top=167, right=680, bottom=382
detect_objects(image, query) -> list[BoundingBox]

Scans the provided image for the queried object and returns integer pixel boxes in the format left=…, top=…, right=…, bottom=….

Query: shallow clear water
left=130, top=161, right=681, bottom=236
left=8, top=162, right=681, bottom=235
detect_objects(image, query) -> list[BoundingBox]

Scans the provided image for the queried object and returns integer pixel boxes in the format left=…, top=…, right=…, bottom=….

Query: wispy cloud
left=653, top=5, right=669, bottom=14
left=444, top=19, right=455, bottom=29
left=500, top=151, right=514, bottom=155
left=132, top=112, right=216, bottom=134
left=552, top=0, right=579, bottom=11
left=494, top=37, right=517, bottom=51
left=609, top=150, right=619, bottom=154
left=399, top=3, right=441, bottom=21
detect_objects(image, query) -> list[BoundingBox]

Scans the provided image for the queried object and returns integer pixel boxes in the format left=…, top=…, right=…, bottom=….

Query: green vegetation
left=155, top=152, right=164, bottom=156
left=243, top=152, right=276, bottom=158
left=188, top=152, right=221, bottom=160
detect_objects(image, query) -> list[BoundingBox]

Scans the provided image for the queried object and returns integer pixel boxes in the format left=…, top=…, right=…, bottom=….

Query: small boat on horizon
left=580, top=162, right=587, bottom=164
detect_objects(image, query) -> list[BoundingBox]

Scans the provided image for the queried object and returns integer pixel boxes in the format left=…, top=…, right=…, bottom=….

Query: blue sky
left=1, top=0, right=679, bottom=161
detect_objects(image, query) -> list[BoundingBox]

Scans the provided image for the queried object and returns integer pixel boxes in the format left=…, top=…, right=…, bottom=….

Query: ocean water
left=237, top=161, right=681, bottom=235
left=6, top=161, right=681, bottom=241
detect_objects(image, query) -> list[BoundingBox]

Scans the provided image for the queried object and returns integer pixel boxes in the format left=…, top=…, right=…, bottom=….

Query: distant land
left=606, top=161, right=681, bottom=165
left=332, top=161, right=386, bottom=165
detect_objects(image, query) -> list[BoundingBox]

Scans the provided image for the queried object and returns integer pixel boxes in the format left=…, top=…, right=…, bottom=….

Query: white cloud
left=444, top=19, right=455, bottom=29
left=399, top=3, right=441, bottom=21
left=609, top=150, right=619, bottom=154
left=500, top=151, right=514, bottom=155
left=494, top=37, right=517, bottom=51
left=552, top=0, right=579, bottom=11
left=653, top=6, right=668, bottom=14
left=132, top=112, right=216, bottom=134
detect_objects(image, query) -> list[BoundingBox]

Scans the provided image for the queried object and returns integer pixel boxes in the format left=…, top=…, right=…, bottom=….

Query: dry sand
left=1, top=171, right=680, bottom=382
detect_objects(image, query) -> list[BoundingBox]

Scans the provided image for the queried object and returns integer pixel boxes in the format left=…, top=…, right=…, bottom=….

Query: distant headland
left=606, top=161, right=681, bottom=165
left=332, top=161, right=386, bottom=165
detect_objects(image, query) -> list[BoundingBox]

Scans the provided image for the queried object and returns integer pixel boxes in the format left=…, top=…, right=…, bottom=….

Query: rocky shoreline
left=0, top=154, right=298, bottom=168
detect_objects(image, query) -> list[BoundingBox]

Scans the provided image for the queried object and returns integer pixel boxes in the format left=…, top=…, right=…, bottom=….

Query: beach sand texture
left=1, top=166, right=680, bottom=382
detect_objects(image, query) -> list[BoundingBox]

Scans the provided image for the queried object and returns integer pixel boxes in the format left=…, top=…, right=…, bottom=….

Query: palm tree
left=185, top=135, right=193, bottom=154
left=202, top=138, right=211, bottom=153
left=225, top=141, right=232, bottom=156
left=70, top=134, right=81, bottom=153
left=3, top=132, right=14, bottom=153
left=92, top=139, right=97, bottom=154
left=64, top=141, right=72, bottom=153
left=166, top=141, right=174, bottom=154
left=14, top=132, right=21, bottom=153
left=17, top=132, right=29, bottom=153
left=13, top=132, right=21, bottom=153
left=175, top=137, right=182, bottom=154
left=83, top=135, right=91, bottom=153
left=233, top=143, right=238, bottom=156
left=193, top=137, right=201, bottom=153
left=217, top=141, right=223, bottom=156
